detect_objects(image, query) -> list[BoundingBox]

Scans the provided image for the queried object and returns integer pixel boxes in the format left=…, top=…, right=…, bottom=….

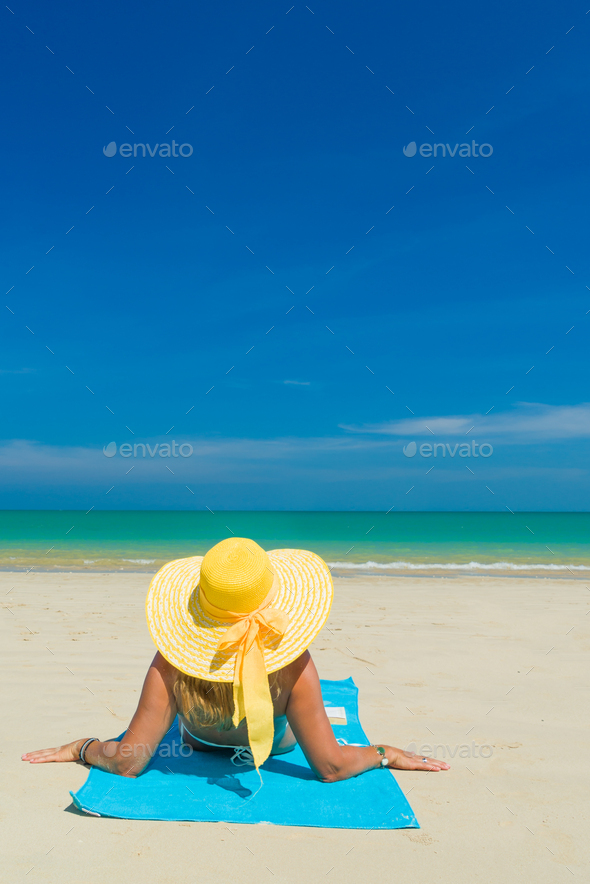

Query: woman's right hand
left=22, top=739, right=84, bottom=765
left=384, top=746, right=450, bottom=771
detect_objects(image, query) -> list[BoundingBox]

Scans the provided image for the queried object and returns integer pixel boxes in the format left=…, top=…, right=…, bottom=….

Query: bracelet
left=79, top=738, right=99, bottom=765
left=372, top=745, right=389, bottom=768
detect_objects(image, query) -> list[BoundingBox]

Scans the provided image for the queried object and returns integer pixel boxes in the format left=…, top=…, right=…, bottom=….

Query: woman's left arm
left=22, top=652, right=178, bottom=778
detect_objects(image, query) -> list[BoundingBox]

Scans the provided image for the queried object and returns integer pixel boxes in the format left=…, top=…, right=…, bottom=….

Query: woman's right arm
left=285, top=652, right=449, bottom=782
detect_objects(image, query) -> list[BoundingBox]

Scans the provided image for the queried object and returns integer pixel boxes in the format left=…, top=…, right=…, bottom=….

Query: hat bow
left=199, top=586, right=290, bottom=769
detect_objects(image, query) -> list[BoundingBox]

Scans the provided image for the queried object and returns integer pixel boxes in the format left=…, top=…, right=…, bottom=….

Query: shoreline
left=2, top=566, right=590, bottom=580
left=2, top=512, right=589, bottom=576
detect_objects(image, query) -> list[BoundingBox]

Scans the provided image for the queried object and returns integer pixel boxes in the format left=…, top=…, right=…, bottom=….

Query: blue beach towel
left=71, top=678, right=419, bottom=829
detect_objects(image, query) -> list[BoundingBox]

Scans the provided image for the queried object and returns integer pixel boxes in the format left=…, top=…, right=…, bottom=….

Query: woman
left=23, top=538, right=449, bottom=782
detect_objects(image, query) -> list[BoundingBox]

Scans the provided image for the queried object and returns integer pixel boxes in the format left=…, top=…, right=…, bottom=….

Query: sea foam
left=327, top=560, right=590, bottom=571
left=122, top=558, right=156, bottom=564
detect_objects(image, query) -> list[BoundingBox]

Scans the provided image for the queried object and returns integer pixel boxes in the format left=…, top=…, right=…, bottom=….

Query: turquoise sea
left=1, top=511, right=589, bottom=575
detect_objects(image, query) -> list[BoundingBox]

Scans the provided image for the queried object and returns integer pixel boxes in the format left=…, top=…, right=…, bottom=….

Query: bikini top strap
left=180, top=719, right=255, bottom=766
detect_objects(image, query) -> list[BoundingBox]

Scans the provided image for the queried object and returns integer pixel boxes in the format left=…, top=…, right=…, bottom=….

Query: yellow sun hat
left=145, top=537, right=333, bottom=769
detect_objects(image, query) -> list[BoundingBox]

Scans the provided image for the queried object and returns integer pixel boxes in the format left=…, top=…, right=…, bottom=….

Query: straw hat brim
left=145, top=549, right=333, bottom=681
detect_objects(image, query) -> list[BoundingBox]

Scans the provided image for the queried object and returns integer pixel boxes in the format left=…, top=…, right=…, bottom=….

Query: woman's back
left=175, top=660, right=298, bottom=754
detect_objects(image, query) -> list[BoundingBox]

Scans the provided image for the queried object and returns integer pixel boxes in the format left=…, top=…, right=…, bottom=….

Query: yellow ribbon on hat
left=199, top=588, right=289, bottom=769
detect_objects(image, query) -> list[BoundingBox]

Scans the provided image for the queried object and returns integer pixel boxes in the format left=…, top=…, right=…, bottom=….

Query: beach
left=2, top=570, right=588, bottom=882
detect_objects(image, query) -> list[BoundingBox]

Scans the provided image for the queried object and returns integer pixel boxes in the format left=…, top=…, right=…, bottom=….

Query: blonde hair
left=174, top=671, right=282, bottom=732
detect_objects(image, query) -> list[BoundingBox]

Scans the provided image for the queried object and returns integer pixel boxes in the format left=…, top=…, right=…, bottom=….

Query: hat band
left=199, top=581, right=279, bottom=623
left=198, top=584, right=290, bottom=770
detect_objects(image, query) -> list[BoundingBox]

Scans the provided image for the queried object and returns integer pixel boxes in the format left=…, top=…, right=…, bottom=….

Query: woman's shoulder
left=152, top=651, right=181, bottom=687
left=277, top=650, right=312, bottom=689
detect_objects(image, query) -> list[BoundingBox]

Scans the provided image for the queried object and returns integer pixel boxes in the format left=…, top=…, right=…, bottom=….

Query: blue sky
left=1, top=0, right=589, bottom=510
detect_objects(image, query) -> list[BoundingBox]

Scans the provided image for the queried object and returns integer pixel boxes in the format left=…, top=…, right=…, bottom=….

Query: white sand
left=1, top=572, right=588, bottom=882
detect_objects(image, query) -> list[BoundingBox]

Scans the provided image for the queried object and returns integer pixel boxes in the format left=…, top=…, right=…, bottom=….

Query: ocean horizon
left=2, top=510, right=588, bottom=576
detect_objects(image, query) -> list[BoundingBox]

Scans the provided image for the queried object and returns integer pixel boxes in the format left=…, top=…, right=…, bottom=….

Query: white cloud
left=0, top=434, right=588, bottom=509
left=340, top=402, right=590, bottom=443
left=0, top=434, right=388, bottom=488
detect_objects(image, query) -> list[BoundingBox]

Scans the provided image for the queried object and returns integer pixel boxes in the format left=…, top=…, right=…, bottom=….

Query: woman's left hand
left=386, top=746, right=450, bottom=771
left=22, top=740, right=83, bottom=764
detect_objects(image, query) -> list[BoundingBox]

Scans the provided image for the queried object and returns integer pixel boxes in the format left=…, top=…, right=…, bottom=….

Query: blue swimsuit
left=179, top=714, right=296, bottom=766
